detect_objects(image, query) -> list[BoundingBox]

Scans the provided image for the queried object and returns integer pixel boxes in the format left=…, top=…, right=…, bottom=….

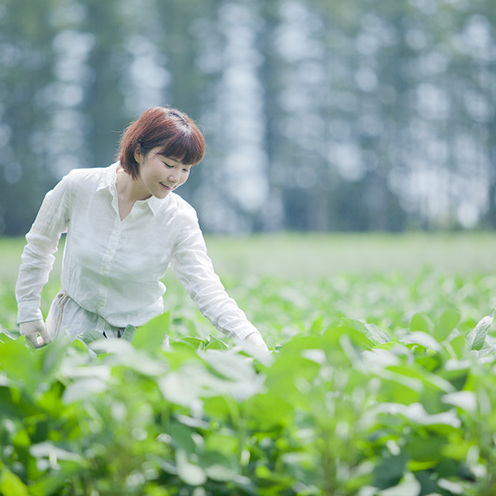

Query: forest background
left=1, top=0, right=496, bottom=236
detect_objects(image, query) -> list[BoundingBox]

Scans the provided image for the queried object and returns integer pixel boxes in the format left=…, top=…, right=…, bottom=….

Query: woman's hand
left=244, top=332, right=269, bottom=352
left=19, top=319, right=50, bottom=348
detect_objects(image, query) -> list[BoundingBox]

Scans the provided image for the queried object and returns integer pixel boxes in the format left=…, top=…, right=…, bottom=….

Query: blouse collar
left=97, top=162, right=164, bottom=216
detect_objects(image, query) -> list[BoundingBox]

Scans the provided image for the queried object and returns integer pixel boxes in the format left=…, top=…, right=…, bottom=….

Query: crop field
left=1, top=232, right=496, bottom=495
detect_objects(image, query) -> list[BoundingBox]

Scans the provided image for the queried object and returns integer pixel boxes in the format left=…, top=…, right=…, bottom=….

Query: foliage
left=2, top=1, right=496, bottom=234
left=2, top=268, right=496, bottom=494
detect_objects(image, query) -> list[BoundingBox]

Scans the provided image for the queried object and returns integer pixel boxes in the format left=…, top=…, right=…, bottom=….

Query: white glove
left=19, top=319, right=50, bottom=348
left=244, top=332, right=269, bottom=352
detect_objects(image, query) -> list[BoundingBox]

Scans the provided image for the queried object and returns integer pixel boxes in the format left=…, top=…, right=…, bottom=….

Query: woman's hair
left=118, top=106, right=206, bottom=179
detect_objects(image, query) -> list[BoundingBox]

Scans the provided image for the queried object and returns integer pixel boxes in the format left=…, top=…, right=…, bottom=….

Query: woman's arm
left=170, top=211, right=268, bottom=350
left=15, top=173, right=72, bottom=326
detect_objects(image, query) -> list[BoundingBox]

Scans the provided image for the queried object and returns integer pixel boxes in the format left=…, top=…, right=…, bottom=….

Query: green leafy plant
left=2, top=270, right=496, bottom=495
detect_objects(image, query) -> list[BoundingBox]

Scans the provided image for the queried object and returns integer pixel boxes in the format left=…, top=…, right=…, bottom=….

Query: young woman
left=15, top=106, right=268, bottom=351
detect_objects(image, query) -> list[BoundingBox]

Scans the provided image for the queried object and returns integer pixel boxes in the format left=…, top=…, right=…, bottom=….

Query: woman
left=15, top=106, right=268, bottom=352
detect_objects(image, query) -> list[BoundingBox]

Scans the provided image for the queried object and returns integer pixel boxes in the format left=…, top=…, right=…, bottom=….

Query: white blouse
left=15, top=163, right=260, bottom=341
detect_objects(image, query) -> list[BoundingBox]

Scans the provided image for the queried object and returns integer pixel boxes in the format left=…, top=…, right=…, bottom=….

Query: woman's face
left=137, top=146, right=191, bottom=199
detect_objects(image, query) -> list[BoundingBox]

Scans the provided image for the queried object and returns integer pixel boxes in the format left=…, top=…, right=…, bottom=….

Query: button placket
left=96, top=217, right=122, bottom=314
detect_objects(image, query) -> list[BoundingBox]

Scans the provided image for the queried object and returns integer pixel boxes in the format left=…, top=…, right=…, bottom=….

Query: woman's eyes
left=163, top=160, right=189, bottom=173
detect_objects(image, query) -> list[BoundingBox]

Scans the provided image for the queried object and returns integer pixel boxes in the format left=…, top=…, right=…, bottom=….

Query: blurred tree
left=0, top=0, right=60, bottom=235
left=458, top=1, right=496, bottom=229
left=2, top=0, right=496, bottom=235
left=179, top=0, right=272, bottom=233
left=80, top=0, right=130, bottom=167
left=153, top=0, right=223, bottom=209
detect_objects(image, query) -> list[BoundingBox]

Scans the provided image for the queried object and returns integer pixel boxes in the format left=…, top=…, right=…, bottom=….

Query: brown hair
left=118, top=106, right=206, bottom=179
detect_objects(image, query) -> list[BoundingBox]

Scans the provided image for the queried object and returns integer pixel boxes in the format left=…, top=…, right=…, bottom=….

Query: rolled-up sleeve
left=169, top=211, right=260, bottom=341
left=15, top=174, right=72, bottom=323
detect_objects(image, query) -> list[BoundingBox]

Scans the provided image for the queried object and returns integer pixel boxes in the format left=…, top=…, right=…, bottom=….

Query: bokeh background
left=1, top=0, right=496, bottom=236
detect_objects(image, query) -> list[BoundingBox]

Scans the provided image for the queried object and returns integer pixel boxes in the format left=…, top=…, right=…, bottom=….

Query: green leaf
left=78, top=330, right=105, bottom=351
left=243, top=392, right=294, bottom=429
left=30, top=442, right=83, bottom=463
left=447, top=334, right=466, bottom=360
left=377, top=402, right=461, bottom=428
left=121, top=324, right=136, bottom=341
left=29, top=463, right=83, bottom=496
left=442, top=391, right=477, bottom=413
left=322, top=323, right=374, bottom=352
left=205, top=464, right=238, bottom=482
left=400, top=331, right=441, bottom=351
left=199, top=451, right=242, bottom=482
left=0, top=328, right=21, bottom=340
left=0, top=467, right=30, bottom=496
left=176, top=449, right=207, bottom=486
left=410, top=313, right=434, bottom=333
left=62, top=377, right=108, bottom=403
left=40, top=335, right=72, bottom=376
left=435, top=309, right=461, bottom=341
left=0, top=336, right=41, bottom=393
left=169, top=422, right=196, bottom=452
left=177, top=336, right=206, bottom=350
left=407, top=433, right=446, bottom=463
left=0, top=386, right=39, bottom=418
left=204, top=461, right=239, bottom=482
left=160, top=351, right=261, bottom=408
left=309, top=315, right=324, bottom=334
left=279, top=335, right=324, bottom=354
left=204, top=338, right=229, bottom=350
left=387, top=364, right=454, bottom=393
left=204, top=433, right=239, bottom=457
left=132, top=312, right=169, bottom=352
left=89, top=340, right=167, bottom=375
left=377, top=472, right=421, bottom=496
left=467, top=312, right=494, bottom=351
left=365, top=323, right=391, bottom=344
left=373, top=450, right=408, bottom=489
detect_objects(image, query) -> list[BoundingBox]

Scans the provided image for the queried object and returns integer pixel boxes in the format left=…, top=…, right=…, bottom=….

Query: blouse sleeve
left=15, top=173, right=72, bottom=323
left=169, top=209, right=261, bottom=341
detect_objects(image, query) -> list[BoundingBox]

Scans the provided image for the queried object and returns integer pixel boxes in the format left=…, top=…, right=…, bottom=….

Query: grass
left=204, top=231, right=496, bottom=279
left=2, top=232, right=495, bottom=285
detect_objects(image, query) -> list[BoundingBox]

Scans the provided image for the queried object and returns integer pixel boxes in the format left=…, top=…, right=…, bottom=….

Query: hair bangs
left=157, top=128, right=205, bottom=166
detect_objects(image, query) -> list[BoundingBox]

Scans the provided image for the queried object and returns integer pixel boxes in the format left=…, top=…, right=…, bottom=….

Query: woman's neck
left=115, top=167, right=150, bottom=220
left=116, top=166, right=150, bottom=203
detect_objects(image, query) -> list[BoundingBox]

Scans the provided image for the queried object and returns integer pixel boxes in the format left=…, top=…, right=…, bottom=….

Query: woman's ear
left=133, top=144, right=142, bottom=164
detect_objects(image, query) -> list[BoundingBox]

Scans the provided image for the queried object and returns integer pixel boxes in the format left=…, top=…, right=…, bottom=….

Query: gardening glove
left=19, top=319, right=50, bottom=348
left=244, top=332, right=269, bottom=352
